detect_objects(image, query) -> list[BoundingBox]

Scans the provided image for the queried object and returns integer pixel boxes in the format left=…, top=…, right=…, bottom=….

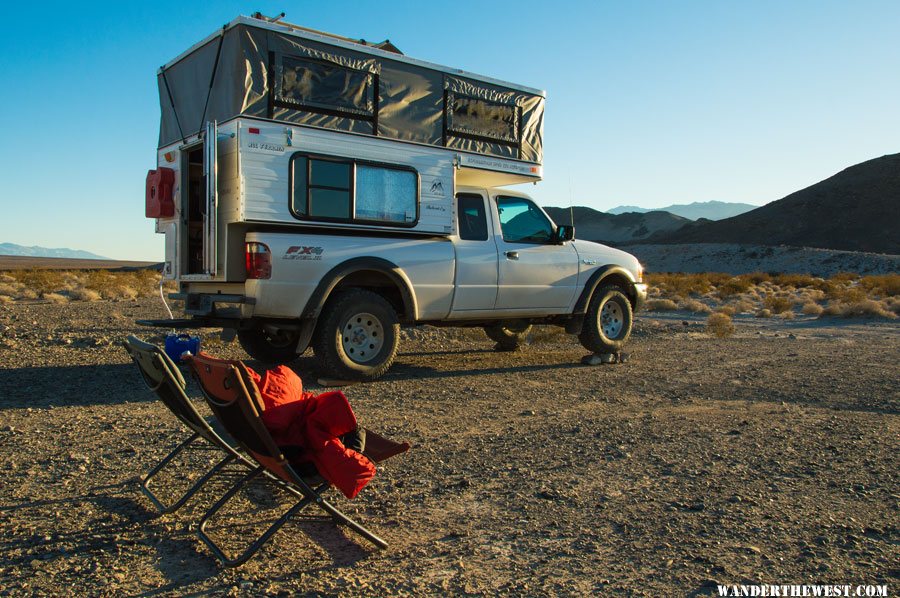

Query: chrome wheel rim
left=342, top=312, right=384, bottom=363
left=600, top=300, right=624, bottom=339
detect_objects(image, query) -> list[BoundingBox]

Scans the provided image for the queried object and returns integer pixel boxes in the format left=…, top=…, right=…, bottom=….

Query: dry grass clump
left=69, top=288, right=102, bottom=302
left=756, top=308, right=772, bottom=318
left=0, top=274, right=16, bottom=283
left=43, top=292, right=69, bottom=304
left=0, top=283, right=19, bottom=296
left=858, top=274, right=900, bottom=298
left=645, top=298, right=678, bottom=311
left=801, top=302, right=824, bottom=316
left=763, top=295, right=793, bottom=314
left=706, top=312, right=735, bottom=337
left=821, top=300, right=897, bottom=320
left=677, top=298, right=712, bottom=313
left=0, top=295, right=12, bottom=304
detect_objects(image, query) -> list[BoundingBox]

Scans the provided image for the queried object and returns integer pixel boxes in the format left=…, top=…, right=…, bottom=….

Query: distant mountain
left=647, top=153, right=900, bottom=254
left=543, top=206, right=692, bottom=244
left=0, top=243, right=108, bottom=260
left=608, top=200, right=758, bottom=221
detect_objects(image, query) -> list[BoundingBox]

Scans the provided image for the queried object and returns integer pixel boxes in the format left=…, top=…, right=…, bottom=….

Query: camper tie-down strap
left=160, top=69, right=187, bottom=145
left=197, top=26, right=228, bottom=136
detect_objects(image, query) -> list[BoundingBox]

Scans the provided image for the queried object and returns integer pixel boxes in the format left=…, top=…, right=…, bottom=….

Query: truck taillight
left=245, top=243, right=272, bottom=279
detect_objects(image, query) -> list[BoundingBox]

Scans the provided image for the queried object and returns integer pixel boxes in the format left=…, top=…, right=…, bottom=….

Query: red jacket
left=246, top=365, right=375, bottom=499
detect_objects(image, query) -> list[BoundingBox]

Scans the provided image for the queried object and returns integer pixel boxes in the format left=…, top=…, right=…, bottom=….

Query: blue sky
left=0, top=0, right=898, bottom=260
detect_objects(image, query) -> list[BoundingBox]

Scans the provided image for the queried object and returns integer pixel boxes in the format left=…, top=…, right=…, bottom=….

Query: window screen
left=447, top=94, right=519, bottom=144
left=278, top=56, right=374, bottom=117
left=457, top=194, right=488, bottom=241
left=356, top=166, right=416, bottom=223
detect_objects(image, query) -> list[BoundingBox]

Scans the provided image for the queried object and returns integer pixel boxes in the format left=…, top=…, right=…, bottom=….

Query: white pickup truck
left=142, top=15, right=647, bottom=380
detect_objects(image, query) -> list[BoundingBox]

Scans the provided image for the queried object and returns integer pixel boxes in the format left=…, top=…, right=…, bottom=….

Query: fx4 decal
left=283, top=246, right=324, bottom=261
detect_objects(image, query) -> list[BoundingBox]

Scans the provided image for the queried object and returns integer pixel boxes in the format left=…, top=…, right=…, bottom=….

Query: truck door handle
left=505, top=251, right=519, bottom=260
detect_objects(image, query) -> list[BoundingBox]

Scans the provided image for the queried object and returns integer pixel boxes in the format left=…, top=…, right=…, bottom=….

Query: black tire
left=578, top=285, right=633, bottom=354
left=312, top=289, right=400, bottom=381
left=237, top=326, right=302, bottom=364
left=484, top=320, right=533, bottom=351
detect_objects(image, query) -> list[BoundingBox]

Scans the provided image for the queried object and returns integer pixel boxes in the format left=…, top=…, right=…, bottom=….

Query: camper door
left=182, top=122, right=218, bottom=278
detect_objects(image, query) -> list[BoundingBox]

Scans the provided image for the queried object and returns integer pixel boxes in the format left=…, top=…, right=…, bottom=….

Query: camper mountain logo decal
left=283, top=246, right=324, bottom=261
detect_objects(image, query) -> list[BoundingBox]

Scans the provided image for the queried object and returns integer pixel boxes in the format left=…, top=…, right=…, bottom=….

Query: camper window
left=290, top=153, right=418, bottom=226
left=276, top=56, right=375, bottom=118
left=446, top=94, right=520, bottom=145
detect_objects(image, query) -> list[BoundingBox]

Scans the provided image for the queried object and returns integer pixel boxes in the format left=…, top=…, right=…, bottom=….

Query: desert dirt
left=0, top=298, right=897, bottom=596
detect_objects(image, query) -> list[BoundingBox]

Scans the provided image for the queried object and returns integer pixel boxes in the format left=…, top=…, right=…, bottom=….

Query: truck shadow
left=384, top=358, right=585, bottom=382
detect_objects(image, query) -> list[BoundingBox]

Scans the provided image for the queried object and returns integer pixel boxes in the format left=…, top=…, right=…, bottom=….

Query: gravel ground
left=0, top=298, right=897, bottom=596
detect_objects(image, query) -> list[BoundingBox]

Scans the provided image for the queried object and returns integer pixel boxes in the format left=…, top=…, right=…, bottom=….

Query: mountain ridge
left=608, top=200, right=758, bottom=221
left=0, top=243, right=108, bottom=260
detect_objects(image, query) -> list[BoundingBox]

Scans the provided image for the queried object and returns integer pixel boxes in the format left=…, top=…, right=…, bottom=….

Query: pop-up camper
left=145, top=14, right=645, bottom=381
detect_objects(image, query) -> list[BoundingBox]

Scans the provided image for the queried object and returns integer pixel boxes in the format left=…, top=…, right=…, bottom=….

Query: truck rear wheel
left=313, top=289, right=400, bottom=381
left=484, top=320, right=532, bottom=351
left=578, top=285, right=633, bottom=354
left=237, top=326, right=302, bottom=364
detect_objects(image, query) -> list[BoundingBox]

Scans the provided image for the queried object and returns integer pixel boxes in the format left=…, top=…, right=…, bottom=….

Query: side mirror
left=555, top=224, right=575, bottom=243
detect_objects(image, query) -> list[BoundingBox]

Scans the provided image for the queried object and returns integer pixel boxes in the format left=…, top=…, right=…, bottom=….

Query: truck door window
left=457, top=194, right=488, bottom=241
left=496, top=196, right=553, bottom=244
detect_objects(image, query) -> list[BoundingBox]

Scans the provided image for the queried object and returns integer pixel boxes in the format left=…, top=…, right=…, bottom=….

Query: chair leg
left=196, top=468, right=337, bottom=567
left=315, top=498, right=389, bottom=549
left=142, top=431, right=208, bottom=514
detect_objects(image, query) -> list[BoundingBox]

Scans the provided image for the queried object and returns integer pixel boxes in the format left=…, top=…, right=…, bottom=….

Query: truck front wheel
left=578, top=285, right=633, bottom=354
left=237, top=326, right=302, bottom=364
left=313, top=289, right=400, bottom=381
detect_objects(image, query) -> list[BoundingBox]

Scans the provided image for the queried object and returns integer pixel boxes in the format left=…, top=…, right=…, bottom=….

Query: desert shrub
left=645, top=298, right=678, bottom=311
left=0, top=274, right=16, bottom=283
left=716, top=305, right=736, bottom=316
left=707, top=312, right=735, bottom=337
left=831, top=272, right=858, bottom=283
left=0, top=295, right=12, bottom=304
left=763, top=295, right=793, bottom=314
left=0, top=283, right=19, bottom=297
left=70, top=288, right=101, bottom=302
left=771, top=273, right=818, bottom=289
left=43, top=292, right=69, bottom=304
left=717, top=277, right=753, bottom=298
left=647, top=273, right=729, bottom=297
left=728, top=298, right=757, bottom=314
left=677, top=298, right=713, bottom=313
left=15, top=269, right=68, bottom=294
left=801, top=302, right=824, bottom=316
left=858, top=274, right=900, bottom=298
left=779, top=310, right=795, bottom=320
left=745, top=272, right=771, bottom=285
left=821, top=300, right=897, bottom=319
left=755, top=308, right=772, bottom=318
left=886, top=297, right=900, bottom=315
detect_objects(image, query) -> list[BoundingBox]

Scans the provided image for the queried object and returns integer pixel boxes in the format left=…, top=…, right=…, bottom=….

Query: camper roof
left=160, top=15, right=545, bottom=97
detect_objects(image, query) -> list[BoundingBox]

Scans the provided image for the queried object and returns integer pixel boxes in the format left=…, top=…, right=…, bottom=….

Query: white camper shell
left=145, top=15, right=646, bottom=381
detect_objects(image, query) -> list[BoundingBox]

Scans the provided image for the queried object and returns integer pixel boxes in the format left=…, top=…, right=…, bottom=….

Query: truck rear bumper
left=170, top=292, right=255, bottom=317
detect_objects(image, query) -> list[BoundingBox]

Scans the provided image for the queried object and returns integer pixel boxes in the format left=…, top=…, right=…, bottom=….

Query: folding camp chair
left=186, top=352, right=408, bottom=567
left=122, top=336, right=263, bottom=514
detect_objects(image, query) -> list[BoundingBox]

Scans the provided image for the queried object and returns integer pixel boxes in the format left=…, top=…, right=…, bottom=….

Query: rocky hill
left=543, top=207, right=691, bottom=244
left=648, top=153, right=900, bottom=254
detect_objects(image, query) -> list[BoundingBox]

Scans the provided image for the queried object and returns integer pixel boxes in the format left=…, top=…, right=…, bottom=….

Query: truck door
left=493, top=195, right=578, bottom=311
left=180, top=121, right=218, bottom=278
left=449, top=192, right=499, bottom=312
